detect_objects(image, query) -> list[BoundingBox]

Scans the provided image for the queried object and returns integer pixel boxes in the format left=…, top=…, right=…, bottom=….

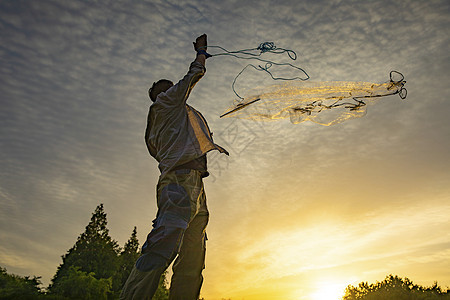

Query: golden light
left=309, top=280, right=347, bottom=300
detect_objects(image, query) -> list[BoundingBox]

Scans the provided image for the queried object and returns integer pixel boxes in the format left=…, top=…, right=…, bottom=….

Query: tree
left=51, top=266, right=111, bottom=300
left=48, top=204, right=170, bottom=298
left=0, top=266, right=42, bottom=300
left=49, top=204, right=120, bottom=296
left=343, top=274, right=450, bottom=300
left=153, top=271, right=169, bottom=300
left=118, top=226, right=140, bottom=288
left=119, top=227, right=169, bottom=300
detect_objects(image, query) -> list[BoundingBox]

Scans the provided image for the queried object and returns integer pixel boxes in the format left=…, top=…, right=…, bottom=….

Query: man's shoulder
left=148, top=101, right=188, bottom=126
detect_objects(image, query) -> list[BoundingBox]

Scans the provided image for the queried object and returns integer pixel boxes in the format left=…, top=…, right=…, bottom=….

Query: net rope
left=208, top=42, right=407, bottom=126
left=209, top=42, right=310, bottom=100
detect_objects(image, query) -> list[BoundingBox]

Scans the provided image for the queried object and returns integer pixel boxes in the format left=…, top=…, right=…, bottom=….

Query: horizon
left=2, top=202, right=449, bottom=299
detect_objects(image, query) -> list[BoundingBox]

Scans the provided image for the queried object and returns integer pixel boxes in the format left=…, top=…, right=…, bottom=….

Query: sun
left=309, top=280, right=347, bottom=300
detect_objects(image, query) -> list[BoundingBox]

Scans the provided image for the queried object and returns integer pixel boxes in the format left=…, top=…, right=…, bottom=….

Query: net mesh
left=220, top=71, right=406, bottom=126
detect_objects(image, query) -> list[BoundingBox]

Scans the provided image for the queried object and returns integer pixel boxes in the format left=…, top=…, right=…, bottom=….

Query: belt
left=174, top=168, right=209, bottom=178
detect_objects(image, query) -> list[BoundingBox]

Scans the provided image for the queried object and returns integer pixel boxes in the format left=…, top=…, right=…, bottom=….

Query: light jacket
left=145, top=61, right=229, bottom=175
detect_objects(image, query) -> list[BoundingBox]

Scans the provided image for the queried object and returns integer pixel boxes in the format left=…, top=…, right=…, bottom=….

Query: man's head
left=149, top=79, right=174, bottom=102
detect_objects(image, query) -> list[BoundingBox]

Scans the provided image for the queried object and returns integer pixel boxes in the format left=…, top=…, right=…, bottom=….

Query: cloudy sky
left=1, top=1, right=449, bottom=299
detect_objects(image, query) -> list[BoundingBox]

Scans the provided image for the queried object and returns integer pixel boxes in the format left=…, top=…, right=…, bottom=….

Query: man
left=120, top=34, right=228, bottom=300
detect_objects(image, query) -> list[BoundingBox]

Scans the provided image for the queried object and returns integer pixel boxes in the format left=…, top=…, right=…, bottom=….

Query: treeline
left=0, top=204, right=168, bottom=300
left=344, top=274, right=450, bottom=299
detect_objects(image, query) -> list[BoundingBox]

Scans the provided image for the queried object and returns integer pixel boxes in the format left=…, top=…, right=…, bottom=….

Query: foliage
left=50, top=266, right=111, bottom=300
left=118, top=226, right=140, bottom=288
left=153, top=271, right=169, bottom=300
left=343, top=274, right=450, bottom=300
left=0, top=266, right=42, bottom=300
left=116, top=226, right=171, bottom=299
left=49, top=203, right=123, bottom=297
left=4, top=204, right=170, bottom=299
left=50, top=204, right=120, bottom=293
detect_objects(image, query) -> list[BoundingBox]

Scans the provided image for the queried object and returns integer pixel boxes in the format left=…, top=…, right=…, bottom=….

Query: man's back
left=145, top=61, right=227, bottom=175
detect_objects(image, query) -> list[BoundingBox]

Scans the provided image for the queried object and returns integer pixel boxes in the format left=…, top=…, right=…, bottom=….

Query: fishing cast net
left=219, top=71, right=407, bottom=126
left=209, top=42, right=407, bottom=126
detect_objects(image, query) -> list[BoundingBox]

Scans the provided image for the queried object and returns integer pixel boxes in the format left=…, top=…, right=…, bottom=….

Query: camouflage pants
left=120, top=169, right=208, bottom=300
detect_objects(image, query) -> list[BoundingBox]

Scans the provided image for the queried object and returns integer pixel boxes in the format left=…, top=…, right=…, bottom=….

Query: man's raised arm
left=159, top=34, right=210, bottom=106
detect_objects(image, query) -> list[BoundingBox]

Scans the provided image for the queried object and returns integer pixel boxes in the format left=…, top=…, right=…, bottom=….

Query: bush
left=0, top=266, right=42, bottom=300
left=50, top=266, right=112, bottom=300
left=344, top=274, right=450, bottom=300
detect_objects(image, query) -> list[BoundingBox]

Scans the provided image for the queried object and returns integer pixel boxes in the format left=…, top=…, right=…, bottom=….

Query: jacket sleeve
left=144, top=106, right=157, bottom=158
left=156, top=61, right=205, bottom=107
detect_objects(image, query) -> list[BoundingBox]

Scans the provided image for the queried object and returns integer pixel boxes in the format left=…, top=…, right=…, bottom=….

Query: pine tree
left=153, top=272, right=169, bottom=300
left=48, top=203, right=170, bottom=298
left=0, top=266, right=43, bottom=299
left=49, top=204, right=120, bottom=296
left=118, top=227, right=169, bottom=300
left=119, top=227, right=140, bottom=288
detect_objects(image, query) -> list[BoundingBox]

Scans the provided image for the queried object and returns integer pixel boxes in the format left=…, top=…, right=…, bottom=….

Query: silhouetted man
left=120, top=34, right=228, bottom=300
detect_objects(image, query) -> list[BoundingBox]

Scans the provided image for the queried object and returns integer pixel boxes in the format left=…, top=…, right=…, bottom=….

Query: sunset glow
left=309, top=280, right=348, bottom=300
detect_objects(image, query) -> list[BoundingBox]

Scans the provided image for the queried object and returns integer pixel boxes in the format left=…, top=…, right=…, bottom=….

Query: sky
left=1, top=0, right=449, bottom=299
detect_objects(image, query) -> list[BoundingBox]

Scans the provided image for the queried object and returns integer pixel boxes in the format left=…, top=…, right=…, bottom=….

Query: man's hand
left=193, top=34, right=207, bottom=51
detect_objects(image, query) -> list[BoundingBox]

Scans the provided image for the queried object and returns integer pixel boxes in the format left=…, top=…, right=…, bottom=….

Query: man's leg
left=121, top=173, right=193, bottom=300
left=120, top=261, right=166, bottom=300
left=169, top=189, right=208, bottom=300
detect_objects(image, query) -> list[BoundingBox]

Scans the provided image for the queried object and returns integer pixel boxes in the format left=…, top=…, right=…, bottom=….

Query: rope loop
left=389, top=71, right=407, bottom=100
left=390, top=70, right=405, bottom=84
left=286, top=49, right=297, bottom=60
left=259, top=62, right=273, bottom=71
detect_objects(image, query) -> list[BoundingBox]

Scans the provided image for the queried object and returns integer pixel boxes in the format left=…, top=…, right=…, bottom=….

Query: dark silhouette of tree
left=2, top=204, right=170, bottom=299
left=119, top=226, right=169, bottom=300
left=0, top=266, right=42, bottom=299
left=49, top=204, right=120, bottom=297
left=119, top=226, right=140, bottom=288
left=153, top=272, right=169, bottom=300
left=50, top=266, right=111, bottom=300
left=343, top=274, right=450, bottom=300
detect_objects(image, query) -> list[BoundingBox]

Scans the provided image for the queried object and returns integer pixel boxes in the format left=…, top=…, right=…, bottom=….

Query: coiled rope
left=208, top=42, right=309, bottom=100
